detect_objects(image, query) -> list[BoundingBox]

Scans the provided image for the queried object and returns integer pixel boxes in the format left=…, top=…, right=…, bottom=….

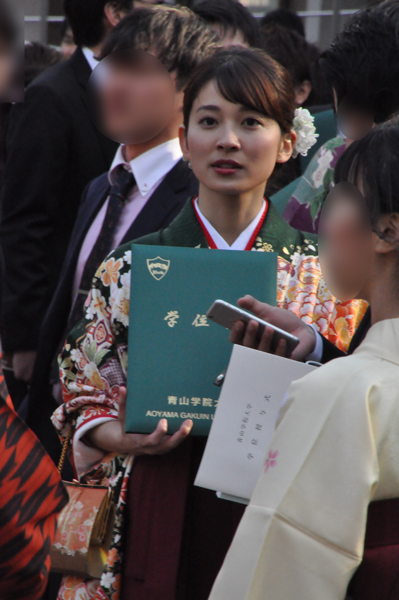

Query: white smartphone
left=206, top=299, right=300, bottom=356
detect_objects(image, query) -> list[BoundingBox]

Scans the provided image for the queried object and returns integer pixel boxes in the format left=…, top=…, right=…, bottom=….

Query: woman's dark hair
left=192, top=0, right=262, bottom=48
left=183, top=47, right=295, bottom=133
left=101, top=6, right=220, bottom=91
left=0, top=1, right=18, bottom=49
left=261, top=8, right=305, bottom=37
left=334, top=116, right=399, bottom=234
left=319, top=0, right=399, bottom=123
left=63, top=0, right=133, bottom=48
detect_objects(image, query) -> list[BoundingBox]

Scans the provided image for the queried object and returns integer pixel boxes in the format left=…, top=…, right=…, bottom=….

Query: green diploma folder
left=126, top=244, right=277, bottom=435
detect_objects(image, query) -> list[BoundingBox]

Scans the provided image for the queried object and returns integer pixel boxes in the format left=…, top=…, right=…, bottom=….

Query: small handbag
left=50, top=425, right=116, bottom=579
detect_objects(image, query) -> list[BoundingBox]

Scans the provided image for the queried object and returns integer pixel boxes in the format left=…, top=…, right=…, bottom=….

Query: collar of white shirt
left=109, top=138, right=182, bottom=198
left=194, top=198, right=266, bottom=251
left=82, top=47, right=100, bottom=71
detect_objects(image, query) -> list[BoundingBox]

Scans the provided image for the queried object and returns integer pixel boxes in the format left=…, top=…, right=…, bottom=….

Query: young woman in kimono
left=209, top=118, right=399, bottom=600
left=52, top=48, right=366, bottom=600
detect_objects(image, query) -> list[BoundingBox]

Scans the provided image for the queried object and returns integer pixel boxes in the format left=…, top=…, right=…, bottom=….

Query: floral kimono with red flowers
left=52, top=199, right=367, bottom=600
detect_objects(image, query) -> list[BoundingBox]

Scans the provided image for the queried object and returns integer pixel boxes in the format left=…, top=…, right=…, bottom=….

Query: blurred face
left=318, top=182, right=373, bottom=301
left=61, top=26, right=77, bottom=59
left=91, top=49, right=175, bottom=144
left=334, top=91, right=374, bottom=142
left=180, top=80, right=294, bottom=197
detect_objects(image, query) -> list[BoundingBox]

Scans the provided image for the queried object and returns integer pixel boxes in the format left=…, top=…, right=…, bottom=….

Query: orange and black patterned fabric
left=0, top=385, right=68, bottom=598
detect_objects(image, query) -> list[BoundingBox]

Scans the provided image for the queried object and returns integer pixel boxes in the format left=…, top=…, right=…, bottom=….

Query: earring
left=188, top=161, right=192, bottom=169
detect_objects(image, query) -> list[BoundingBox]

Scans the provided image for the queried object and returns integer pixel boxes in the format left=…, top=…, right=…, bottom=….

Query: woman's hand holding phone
left=229, top=295, right=317, bottom=361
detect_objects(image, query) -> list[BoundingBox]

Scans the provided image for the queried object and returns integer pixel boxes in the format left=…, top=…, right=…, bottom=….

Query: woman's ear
left=374, top=213, right=399, bottom=254
left=179, top=125, right=190, bottom=161
left=276, top=131, right=296, bottom=164
left=295, top=80, right=312, bottom=107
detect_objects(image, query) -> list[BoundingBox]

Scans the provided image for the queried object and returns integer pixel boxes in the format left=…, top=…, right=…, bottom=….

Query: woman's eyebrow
left=196, top=104, right=221, bottom=113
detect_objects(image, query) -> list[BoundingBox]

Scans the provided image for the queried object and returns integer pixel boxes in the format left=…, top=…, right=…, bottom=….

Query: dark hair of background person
left=182, top=46, right=299, bottom=196
left=63, top=0, right=134, bottom=47
left=192, top=0, right=262, bottom=47
left=24, top=42, right=63, bottom=88
left=260, top=22, right=332, bottom=107
left=319, top=0, right=399, bottom=123
left=261, top=8, right=305, bottom=37
left=334, top=115, right=399, bottom=238
left=260, top=23, right=314, bottom=105
left=100, top=5, right=221, bottom=91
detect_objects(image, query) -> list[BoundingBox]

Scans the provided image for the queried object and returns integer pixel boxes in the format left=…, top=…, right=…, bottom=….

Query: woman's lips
left=211, top=159, right=243, bottom=175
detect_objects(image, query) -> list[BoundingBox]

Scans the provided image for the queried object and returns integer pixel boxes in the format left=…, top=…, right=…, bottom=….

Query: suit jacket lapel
left=63, top=175, right=110, bottom=277
left=68, top=47, right=91, bottom=90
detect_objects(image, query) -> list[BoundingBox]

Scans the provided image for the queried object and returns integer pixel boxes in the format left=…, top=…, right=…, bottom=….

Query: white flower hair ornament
left=291, top=107, right=319, bottom=158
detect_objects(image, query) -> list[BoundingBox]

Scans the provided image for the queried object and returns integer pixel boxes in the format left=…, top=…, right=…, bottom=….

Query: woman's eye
left=243, top=117, right=262, bottom=127
left=199, top=117, right=217, bottom=127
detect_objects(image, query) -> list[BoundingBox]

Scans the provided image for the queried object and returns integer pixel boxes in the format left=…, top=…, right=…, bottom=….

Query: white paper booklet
left=195, top=345, right=316, bottom=503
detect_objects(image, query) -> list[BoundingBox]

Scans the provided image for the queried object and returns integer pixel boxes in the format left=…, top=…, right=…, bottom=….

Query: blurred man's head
left=192, top=0, right=261, bottom=48
left=63, top=0, right=134, bottom=49
left=95, top=5, right=220, bottom=148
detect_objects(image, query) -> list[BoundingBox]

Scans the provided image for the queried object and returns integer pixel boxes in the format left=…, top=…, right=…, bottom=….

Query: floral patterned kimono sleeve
left=275, top=253, right=368, bottom=353
left=52, top=248, right=132, bottom=479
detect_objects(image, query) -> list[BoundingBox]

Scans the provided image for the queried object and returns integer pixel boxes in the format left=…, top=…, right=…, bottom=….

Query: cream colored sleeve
left=209, top=359, right=380, bottom=600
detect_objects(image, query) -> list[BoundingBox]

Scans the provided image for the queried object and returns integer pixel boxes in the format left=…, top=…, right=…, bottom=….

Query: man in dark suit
left=26, top=5, right=220, bottom=464
left=0, top=0, right=134, bottom=397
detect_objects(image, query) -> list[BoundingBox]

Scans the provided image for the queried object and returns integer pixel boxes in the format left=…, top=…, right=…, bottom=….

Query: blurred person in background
left=60, top=18, right=76, bottom=59
left=260, top=23, right=314, bottom=108
left=24, top=41, right=62, bottom=87
left=0, top=0, right=134, bottom=408
left=192, top=0, right=262, bottom=48
left=260, top=23, right=314, bottom=196
left=261, top=7, right=305, bottom=37
left=284, top=0, right=399, bottom=235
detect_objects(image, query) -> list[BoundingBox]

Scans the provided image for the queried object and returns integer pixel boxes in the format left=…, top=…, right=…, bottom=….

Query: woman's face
left=318, top=182, right=373, bottom=301
left=180, top=80, right=294, bottom=197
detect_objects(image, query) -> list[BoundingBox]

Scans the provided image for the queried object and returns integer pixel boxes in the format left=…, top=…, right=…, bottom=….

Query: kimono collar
left=353, top=317, right=399, bottom=366
left=158, top=197, right=318, bottom=260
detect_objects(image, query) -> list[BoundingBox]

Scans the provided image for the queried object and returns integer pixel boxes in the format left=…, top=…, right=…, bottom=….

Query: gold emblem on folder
left=147, top=257, right=170, bottom=281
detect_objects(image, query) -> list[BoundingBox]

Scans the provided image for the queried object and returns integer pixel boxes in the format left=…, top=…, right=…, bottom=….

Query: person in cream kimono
left=209, top=119, right=399, bottom=600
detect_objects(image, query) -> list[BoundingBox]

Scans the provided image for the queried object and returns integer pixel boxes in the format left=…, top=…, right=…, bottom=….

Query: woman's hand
left=85, top=387, right=193, bottom=456
left=229, top=295, right=317, bottom=361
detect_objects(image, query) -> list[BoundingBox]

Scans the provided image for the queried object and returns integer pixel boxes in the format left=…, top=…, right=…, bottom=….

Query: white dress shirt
left=194, top=198, right=267, bottom=251
left=72, top=138, right=182, bottom=302
left=81, top=47, right=100, bottom=71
